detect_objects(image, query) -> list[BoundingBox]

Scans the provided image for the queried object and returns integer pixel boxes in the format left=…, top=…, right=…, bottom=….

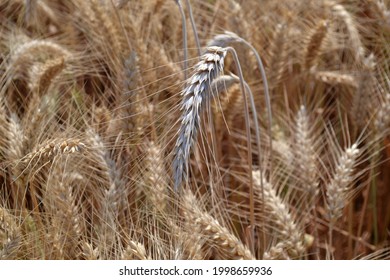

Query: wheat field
left=0, top=0, right=389, bottom=260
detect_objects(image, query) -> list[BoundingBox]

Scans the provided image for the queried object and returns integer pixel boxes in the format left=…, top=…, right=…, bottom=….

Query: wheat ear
left=21, top=138, right=86, bottom=164
left=314, top=70, right=357, bottom=87
left=375, top=93, right=390, bottom=134
left=252, top=171, right=305, bottom=259
left=8, top=39, right=71, bottom=72
left=121, top=241, right=151, bottom=260
left=81, top=242, right=100, bottom=260
left=173, top=46, right=227, bottom=191
left=28, top=57, right=66, bottom=94
left=351, top=54, right=376, bottom=130
left=182, top=189, right=255, bottom=260
left=0, top=207, right=21, bottom=260
left=143, top=141, right=168, bottom=212
left=328, top=1, right=365, bottom=61
left=304, top=20, right=328, bottom=70
left=294, top=105, right=319, bottom=198
left=326, top=143, right=360, bottom=223
left=326, top=142, right=360, bottom=254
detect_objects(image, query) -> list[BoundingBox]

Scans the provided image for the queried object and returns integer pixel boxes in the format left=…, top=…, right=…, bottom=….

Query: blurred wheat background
left=0, top=0, right=389, bottom=260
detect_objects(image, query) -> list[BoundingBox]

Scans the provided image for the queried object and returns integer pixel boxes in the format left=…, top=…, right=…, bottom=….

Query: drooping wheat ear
left=351, top=54, right=376, bottom=131
left=304, top=20, right=328, bottom=70
left=294, top=105, right=319, bottom=198
left=28, top=57, right=66, bottom=94
left=326, top=143, right=360, bottom=223
left=327, top=1, right=365, bottom=61
left=121, top=241, right=151, bottom=260
left=252, top=171, right=305, bottom=259
left=143, top=141, right=168, bottom=212
left=314, top=70, right=358, bottom=87
left=173, top=46, right=227, bottom=191
left=8, top=39, right=71, bottom=73
left=182, top=189, right=255, bottom=260
left=0, top=207, right=21, bottom=260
